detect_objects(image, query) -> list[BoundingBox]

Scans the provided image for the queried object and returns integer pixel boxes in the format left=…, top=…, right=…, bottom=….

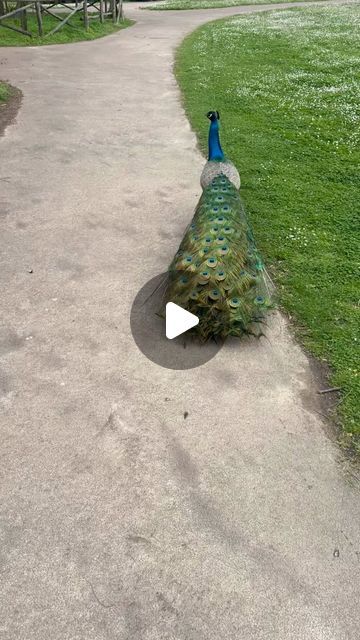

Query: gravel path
left=0, top=2, right=359, bottom=639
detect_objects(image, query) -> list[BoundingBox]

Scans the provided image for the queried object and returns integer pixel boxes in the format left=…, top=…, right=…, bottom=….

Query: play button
left=130, top=272, right=223, bottom=369
left=166, top=303, right=199, bottom=339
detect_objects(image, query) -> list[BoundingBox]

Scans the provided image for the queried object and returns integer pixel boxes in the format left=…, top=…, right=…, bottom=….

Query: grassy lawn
left=176, top=4, right=360, bottom=447
left=0, top=13, right=133, bottom=46
left=146, top=0, right=326, bottom=11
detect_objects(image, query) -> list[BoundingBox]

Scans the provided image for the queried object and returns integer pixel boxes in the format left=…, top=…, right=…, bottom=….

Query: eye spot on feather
left=212, top=206, right=219, bottom=213
left=255, top=295, right=265, bottom=304
left=215, top=216, right=225, bottom=224
left=204, top=237, right=212, bottom=245
left=223, top=227, right=233, bottom=235
left=215, top=236, right=226, bottom=245
left=206, top=257, right=218, bottom=268
left=209, top=289, right=220, bottom=301
left=222, top=205, right=230, bottom=212
left=216, top=196, right=224, bottom=202
left=218, top=245, right=229, bottom=256
left=229, top=297, right=241, bottom=308
left=189, top=290, right=199, bottom=300
left=210, top=226, right=219, bottom=235
left=198, top=270, right=210, bottom=284
left=215, top=270, right=226, bottom=281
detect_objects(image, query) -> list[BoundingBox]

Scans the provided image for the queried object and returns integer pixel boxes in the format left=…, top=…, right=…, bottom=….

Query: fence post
left=99, top=0, right=104, bottom=23
left=35, top=1, right=42, bottom=36
left=83, top=0, right=89, bottom=30
left=21, top=7, right=27, bottom=31
left=112, top=0, right=116, bottom=24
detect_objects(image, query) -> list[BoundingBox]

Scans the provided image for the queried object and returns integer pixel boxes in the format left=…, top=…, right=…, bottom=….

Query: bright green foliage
left=0, top=14, right=133, bottom=46
left=175, top=5, right=360, bottom=440
left=166, top=174, right=272, bottom=341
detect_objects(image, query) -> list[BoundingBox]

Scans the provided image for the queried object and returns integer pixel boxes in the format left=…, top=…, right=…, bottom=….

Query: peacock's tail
left=164, top=173, right=273, bottom=341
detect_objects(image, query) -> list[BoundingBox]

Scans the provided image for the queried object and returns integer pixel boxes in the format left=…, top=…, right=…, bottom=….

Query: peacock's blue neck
left=208, top=119, right=224, bottom=161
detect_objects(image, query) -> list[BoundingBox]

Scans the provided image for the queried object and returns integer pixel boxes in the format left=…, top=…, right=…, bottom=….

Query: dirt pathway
left=0, top=2, right=359, bottom=639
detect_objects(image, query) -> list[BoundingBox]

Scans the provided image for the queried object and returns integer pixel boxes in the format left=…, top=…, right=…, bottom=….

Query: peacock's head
left=207, top=111, right=220, bottom=122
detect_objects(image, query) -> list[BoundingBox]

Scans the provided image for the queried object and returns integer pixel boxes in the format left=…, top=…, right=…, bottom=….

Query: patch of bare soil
left=300, top=337, right=358, bottom=462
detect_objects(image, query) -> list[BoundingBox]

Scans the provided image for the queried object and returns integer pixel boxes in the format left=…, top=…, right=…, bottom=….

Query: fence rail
left=0, top=0, right=124, bottom=38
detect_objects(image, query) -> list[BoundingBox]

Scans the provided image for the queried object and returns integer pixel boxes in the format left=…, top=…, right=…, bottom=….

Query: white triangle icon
left=166, top=302, right=199, bottom=340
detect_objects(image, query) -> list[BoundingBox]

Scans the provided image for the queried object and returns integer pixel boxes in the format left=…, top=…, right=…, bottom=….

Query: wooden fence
left=0, top=0, right=124, bottom=38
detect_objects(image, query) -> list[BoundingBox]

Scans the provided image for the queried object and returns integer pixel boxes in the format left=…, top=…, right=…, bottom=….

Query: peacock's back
left=200, top=159, right=240, bottom=190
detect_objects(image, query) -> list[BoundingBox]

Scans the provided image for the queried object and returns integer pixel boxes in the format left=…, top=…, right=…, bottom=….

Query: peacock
left=164, top=111, right=273, bottom=341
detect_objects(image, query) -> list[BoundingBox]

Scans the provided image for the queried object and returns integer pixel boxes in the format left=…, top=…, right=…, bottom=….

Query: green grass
left=176, top=4, right=360, bottom=445
left=0, top=81, right=10, bottom=102
left=146, top=0, right=326, bottom=11
left=0, top=13, right=133, bottom=46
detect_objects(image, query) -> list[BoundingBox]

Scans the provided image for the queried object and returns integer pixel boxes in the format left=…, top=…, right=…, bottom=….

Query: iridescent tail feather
left=164, top=173, right=273, bottom=341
